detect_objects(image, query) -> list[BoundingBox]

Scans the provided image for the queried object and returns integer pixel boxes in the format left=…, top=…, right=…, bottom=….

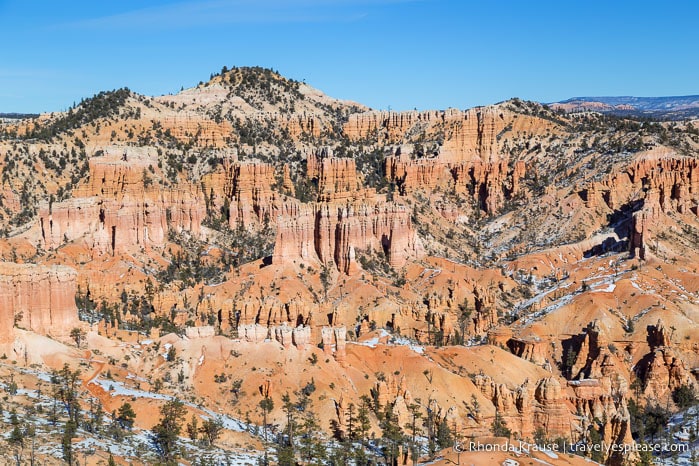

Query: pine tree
left=259, top=395, right=274, bottom=442
left=62, top=420, right=77, bottom=465
left=406, top=401, right=423, bottom=463
left=298, top=406, right=326, bottom=465
left=152, top=398, right=187, bottom=462
left=491, top=410, right=512, bottom=438
left=117, top=402, right=136, bottom=429
left=380, top=403, right=404, bottom=465
left=201, top=417, right=224, bottom=446
left=357, top=396, right=372, bottom=443
left=187, top=415, right=199, bottom=441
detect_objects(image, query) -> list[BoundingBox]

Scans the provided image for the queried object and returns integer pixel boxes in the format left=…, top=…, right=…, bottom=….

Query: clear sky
left=1, top=0, right=697, bottom=113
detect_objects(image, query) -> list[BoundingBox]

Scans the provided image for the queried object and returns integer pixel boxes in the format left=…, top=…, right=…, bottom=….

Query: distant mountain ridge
left=550, top=95, right=699, bottom=120
left=0, top=112, right=39, bottom=120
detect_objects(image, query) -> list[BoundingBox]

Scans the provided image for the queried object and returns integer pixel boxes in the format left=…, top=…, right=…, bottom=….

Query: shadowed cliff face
left=0, top=67, right=697, bottom=465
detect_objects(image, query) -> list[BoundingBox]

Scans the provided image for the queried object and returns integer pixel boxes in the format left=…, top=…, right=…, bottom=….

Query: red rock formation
left=0, top=263, right=79, bottom=342
left=578, top=156, right=699, bottom=258
left=334, top=326, right=347, bottom=362
left=345, top=107, right=554, bottom=163
left=224, top=160, right=282, bottom=228
left=273, top=200, right=422, bottom=273
left=317, top=157, right=361, bottom=202
left=40, top=154, right=207, bottom=254
left=292, top=326, right=311, bottom=349
left=506, top=336, right=550, bottom=366
left=238, top=323, right=269, bottom=343
left=636, top=320, right=697, bottom=399
left=487, top=326, right=513, bottom=347
left=385, top=156, right=451, bottom=195
left=184, top=326, right=215, bottom=339
left=473, top=373, right=573, bottom=440
left=228, top=294, right=316, bottom=328
left=320, top=326, right=347, bottom=361
left=568, top=379, right=634, bottom=465
left=472, top=285, right=497, bottom=334
left=385, top=156, right=526, bottom=214
left=158, top=116, right=232, bottom=148
left=273, top=323, right=294, bottom=348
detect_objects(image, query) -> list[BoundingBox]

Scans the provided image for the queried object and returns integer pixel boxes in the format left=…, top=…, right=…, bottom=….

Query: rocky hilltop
left=0, top=66, right=697, bottom=465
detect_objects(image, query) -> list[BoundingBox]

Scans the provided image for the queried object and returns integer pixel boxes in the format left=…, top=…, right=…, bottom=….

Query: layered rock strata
left=0, top=263, right=79, bottom=342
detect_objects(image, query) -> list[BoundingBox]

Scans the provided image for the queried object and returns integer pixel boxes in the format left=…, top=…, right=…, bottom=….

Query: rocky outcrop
left=0, top=263, right=79, bottom=342
left=568, top=378, right=634, bottom=466
left=562, top=321, right=629, bottom=388
left=273, top=200, right=422, bottom=273
left=238, top=323, right=269, bottom=343
left=628, top=210, right=650, bottom=259
left=344, top=107, right=553, bottom=163
left=321, top=326, right=347, bottom=362
left=229, top=295, right=315, bottom=328
left=273, top=323, right=294, bottom=348
left=472, top=285, right=498, bottom=334
left=635, top=320, right=697, bottom=399
left=158, top=116, right=232, bottom=148
left=40, top=153, right=207, bottom=254
left=384, top=157, right=450, bottom=194
left=292, top=325, right=311, bottom=349
left=184, top=326, right=216, bottom=339
left=506, top=336, right=550, bottom=366
left=224, top=160, right=282, bottom=228
left=578, top=155, right=699, bottom=258
left=630, top=156, right=699, bottom=215
left=315, top=155, right=365, bottom=202
left=384, top=155, right=527, bottom=215
left=473, top=374, right=572, bottom=440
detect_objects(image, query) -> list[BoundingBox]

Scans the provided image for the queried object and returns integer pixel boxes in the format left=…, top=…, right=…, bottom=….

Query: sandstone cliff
left=0, top=263, right=79, bottom=342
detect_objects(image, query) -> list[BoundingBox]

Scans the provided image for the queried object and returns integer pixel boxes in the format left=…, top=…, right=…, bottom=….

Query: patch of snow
left=391, top=336, right=425, bottom=354
left=161, top=343, right=172, bottom=359
left=355, top=337, right=380, bottom=348
left=88, top=376, right=248, bottom=432
left=593, top=283, right=616, bottom=293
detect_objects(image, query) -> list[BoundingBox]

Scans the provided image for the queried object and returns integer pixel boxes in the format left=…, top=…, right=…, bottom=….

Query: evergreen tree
left=117, top=402, right=136, bottom=430
left=357, top=396, right=372, bottom=443
left=8, top=423, right=24, bottom=465
left=62, top=420, right=78, bottom=465
left=276, top=392, right=297, bottom=465
left=380, top=403, right=404, bottom=465
left=406, top=401, right=423, bottom=463
left=201, top=417, right=224, bottom=446
left=491, top=410, right=512, bottom=438
left=152, top=398, right=187, bottom=462
left=297, top=405, right=326, bottom=465
left=187, top=415, right=199, bottom=441
left=259, top=395, right=274, bottom=442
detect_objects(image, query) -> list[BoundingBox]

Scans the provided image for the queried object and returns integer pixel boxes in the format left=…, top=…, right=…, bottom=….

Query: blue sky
left=1, top=0, right=697, bottom=113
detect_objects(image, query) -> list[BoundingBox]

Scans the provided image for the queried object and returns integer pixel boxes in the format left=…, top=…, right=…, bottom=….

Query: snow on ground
left=88, top=376, right=248, bottom=432
left=593, top=283, right=616, bottom=293
left=651, top=406, right=699, bottom=465
left=390, top=336, right=425, bottom=354
left=353, top=330, right=425, bottom=354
